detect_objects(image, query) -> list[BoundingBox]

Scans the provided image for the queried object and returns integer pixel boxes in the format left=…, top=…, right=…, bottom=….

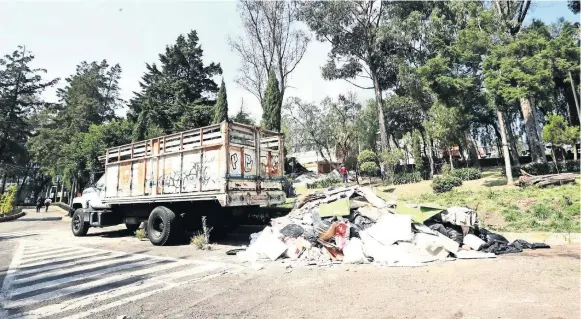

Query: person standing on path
left=44, top=197, right=52, bottom=212
left=36, top=196, right=44, bottom=213
left=340, top=165, right=348, bottom=183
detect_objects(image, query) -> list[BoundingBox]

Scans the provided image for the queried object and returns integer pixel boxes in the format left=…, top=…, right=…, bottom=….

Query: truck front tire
left=72, top=209, right=89, bottom=236
left=147, top=206, right=181, bottom=246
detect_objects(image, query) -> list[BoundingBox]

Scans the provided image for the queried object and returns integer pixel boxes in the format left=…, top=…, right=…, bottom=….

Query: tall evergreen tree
left=129, top=30, right=222, bottom=139
left=0, top=46, right=58, bottom=193
left=213, top=80, right=228, bottom=124
left=262, top=71, right=281, bottom=131
left=232, top=98, right=254, bottom=125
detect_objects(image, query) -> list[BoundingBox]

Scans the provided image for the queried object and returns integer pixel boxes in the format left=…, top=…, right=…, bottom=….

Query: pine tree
left=213, top=80, right=228, bottom=124
left=262, top=71, right=281, bottom=131
left=232, top=99, right=254, bottom=125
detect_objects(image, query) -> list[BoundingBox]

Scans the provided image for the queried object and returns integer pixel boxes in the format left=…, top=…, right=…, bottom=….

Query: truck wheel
left=72, top=209, right=89, bottom=236
left=125, top=223, right=140, bottom=233
left=147, top=206, right=181, bottom=246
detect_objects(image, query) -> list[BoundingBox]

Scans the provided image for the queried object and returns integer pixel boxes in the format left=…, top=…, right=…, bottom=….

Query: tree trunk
left=505, top=115, right=521, bottom=166
left=551, top=149, right=559, bottom=174
left=497, top=110, right=513, bottom=183
left=0, top=173, right=7, bottom=194
left=466, top=131, right=481, bottom=169
left=574, top=144, right=578, bottom=161
left=448, top=147, right=454, bottom=170
left=520, top=97, right=545, bottom=163
left=569, top=71, right=580, bottom=123
left=420, top=129, right=434, bottom=179
left=371, top=71, right=388, bottom=152
left=530, top=97, right=546, bottom=161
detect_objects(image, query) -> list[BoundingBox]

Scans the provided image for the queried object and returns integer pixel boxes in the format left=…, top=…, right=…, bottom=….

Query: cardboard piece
left=318, top=198, right=350, bottom=217
left=455, top=250, right=496, bottom=259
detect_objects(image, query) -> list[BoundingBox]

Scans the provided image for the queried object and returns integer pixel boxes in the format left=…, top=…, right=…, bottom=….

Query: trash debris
left=233, top=186, right=550, bottom=268
left=463, top=234, right=486, bottom=251
left=226, top=248, right=246, bottom=255
left=280, top=224, right=304, bottom=238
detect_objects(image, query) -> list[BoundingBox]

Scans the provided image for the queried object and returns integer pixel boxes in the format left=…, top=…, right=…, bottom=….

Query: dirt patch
left=516, top=198, right=537, bottom=210
left=479, top=210, right=508, bottom=229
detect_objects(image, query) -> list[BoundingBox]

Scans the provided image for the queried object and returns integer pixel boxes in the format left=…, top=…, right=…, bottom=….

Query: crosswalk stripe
left=17, top=250, right=106, bottom=269
left=9, top=263, right=223, bottom=319
left=20, top=249, right=94, bottom=265
left=10, top=257, right=157, bottom=298
left=14, top=252, right=116, bottom=277
left=20, top=247, right=77, bottom=259
left=4, top=258, right=190, bottom=309
left=59, top=271, right=228, bottom=319
left=0, top=241, right=24, bottom=319
left=0, top=232, right=40, bottom=239
left=13, top=254, right=146, bottom=285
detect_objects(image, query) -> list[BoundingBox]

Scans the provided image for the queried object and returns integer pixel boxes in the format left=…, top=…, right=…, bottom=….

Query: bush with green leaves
left=450, top=168, right=482, bottom=181
left=431, top=175, right=463, bottom=193
left=357, top=150, right=378, bottom=164
left=393, top=172, right=423, bottom=185
left=307, top=175, right=341, bottom=189
left=359, top=162, right=379, bottom=184
left=0, top=185, right=17, bottom=216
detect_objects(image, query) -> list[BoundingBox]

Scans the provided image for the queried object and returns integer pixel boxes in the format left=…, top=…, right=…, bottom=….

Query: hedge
left=431, top=175, right=463, bottom=193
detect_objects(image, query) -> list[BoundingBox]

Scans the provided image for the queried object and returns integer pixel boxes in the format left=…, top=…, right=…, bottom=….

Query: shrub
left=431, top=175, right=463, bottom=193
left=135, top=228, right=146, bottom=240
left=306, top=175, right=341, bottom=189
left=190, top=232, right=208, bottom=250
left=357, top=150, right=378, bottom=164
left=0, top=185, right=17, bottom=216
left=450, top=168, right=482, bottom=181
left=360, top=162, right=379, bottom=184
left=393, top=172, right=423, bottom=185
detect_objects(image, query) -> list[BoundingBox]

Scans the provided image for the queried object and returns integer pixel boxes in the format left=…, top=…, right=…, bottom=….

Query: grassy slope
left=292, top=168, right=580, bottom=233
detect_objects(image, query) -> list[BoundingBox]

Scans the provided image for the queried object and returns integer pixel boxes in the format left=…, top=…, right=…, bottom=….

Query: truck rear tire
left=147, top=206, right=181, bottom=246
left=72, top=209, right=89, bottom=236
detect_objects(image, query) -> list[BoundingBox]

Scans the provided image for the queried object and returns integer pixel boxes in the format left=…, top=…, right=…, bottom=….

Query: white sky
left=0, top=1, right=576, bottom=122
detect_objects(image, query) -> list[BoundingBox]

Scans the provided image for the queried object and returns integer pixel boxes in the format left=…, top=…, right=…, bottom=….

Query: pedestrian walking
left=340, top=165, right=349, bottom=183
left=44, top=198, right=52, bottom=212
left=36, top=196, right=44, bottom=213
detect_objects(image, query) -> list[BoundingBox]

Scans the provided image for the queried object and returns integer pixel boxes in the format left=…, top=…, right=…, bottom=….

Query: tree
left=380, top=148, right=403, bottom=185
left=129, top=30, right=222, bottom=138
left=300, top=0, right=398, bottom=151
left=568, top=0, right=580, bottom=14
left=542, top=113, right=579, bottom=167
left=358, top=150, right=378, bottom=185
left=230, top=0, right=309, bottom=114
left=262, top=70, right=281, bottom=131
left=232, top=98, right=255, bottom=125
left=424, top=102, right=465, bottom=170
left=213, top=80, right=228, bottom=124
left=0, top=46, right=58, bottom=193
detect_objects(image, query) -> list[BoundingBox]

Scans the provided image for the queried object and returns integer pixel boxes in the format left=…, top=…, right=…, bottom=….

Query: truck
left=70, top=121, right=286, bottom=245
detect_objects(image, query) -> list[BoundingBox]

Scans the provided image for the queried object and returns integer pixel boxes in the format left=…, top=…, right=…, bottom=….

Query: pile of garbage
left=236, top=185, right=550, bottom=267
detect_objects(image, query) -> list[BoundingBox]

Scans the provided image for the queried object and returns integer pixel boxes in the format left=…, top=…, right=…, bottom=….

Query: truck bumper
left=222, top=191, right=286, bottom=207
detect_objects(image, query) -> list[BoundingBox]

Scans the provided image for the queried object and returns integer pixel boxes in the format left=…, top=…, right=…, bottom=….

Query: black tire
left=147, top=206, right=181, bottom=246
left=125, top=223, right=140, bottom=233
left=72, top=209, right=89, bottom=236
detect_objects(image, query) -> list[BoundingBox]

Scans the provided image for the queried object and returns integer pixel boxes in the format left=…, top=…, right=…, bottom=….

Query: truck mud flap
left=89, top=210, right=121, bottom=227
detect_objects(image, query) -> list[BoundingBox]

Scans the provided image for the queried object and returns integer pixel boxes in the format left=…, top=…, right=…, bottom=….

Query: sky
left=0, top=1, right=578, bottom=123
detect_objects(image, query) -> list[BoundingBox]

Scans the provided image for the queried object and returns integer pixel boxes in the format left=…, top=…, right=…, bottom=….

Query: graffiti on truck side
left=144, top=155, right=218, bottom=192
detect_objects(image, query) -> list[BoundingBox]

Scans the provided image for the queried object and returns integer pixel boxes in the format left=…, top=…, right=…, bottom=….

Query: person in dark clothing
left=36, top=196, right=43, bottom=213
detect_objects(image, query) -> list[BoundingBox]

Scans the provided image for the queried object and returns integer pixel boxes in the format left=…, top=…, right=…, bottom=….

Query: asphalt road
left=0, top=208, right=579, bottom=319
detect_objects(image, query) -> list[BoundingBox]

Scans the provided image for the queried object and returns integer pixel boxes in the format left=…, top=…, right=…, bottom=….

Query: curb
left=0, top=211, right=26, bottom=223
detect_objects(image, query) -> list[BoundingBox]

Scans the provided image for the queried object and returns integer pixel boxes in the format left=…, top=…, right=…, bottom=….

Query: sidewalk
left=19, top=206, right=68, bottom=222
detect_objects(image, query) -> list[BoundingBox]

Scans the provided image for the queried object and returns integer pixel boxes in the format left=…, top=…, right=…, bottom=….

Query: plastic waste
left=280, top=224, right=305, bottom=238
left=342, top=238, right=368, bottom=264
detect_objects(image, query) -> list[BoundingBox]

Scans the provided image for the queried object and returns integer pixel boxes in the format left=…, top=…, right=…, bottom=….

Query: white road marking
left=0, top=232, right=40, bottom=239
left=1, top=240, right=238, bottom=319
left=14, top=252, right=116, bottom=277
left=11, top=264, right=224, bottom=319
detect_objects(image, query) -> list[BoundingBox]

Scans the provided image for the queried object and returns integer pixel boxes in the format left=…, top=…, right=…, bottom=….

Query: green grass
left=400, top=183, right=580, bottom=232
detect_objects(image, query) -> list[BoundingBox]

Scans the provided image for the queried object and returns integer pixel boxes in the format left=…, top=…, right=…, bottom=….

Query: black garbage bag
left=482, top=239, right=551, bottom=255
left=475, top=227, right=509, bottom=244
left=280, top=224, right=304, bottom=238
left=424, top=221, right=464, bottom=245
